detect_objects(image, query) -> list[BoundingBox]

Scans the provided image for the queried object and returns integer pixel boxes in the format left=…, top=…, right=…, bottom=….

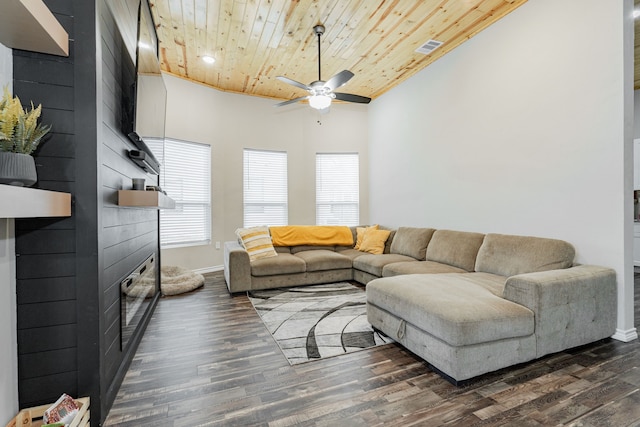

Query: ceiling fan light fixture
left=309, top=94, right=332, bottom=110
left=274, top=23, right=369, bottom=110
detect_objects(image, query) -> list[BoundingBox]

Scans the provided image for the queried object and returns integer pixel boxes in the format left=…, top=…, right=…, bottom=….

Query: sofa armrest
left=503, top=265, right=617, bottom=358
left=224, top=241, right=252, bottom=293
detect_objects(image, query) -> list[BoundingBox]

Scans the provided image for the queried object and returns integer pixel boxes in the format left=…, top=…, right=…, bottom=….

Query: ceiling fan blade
left=333, top=92, right=372, bottom=104
left=274, top=96, right=310, bottom=107
left=324, top=70, right=354, bottom=91
left=276, top=76, right=312, bottom=91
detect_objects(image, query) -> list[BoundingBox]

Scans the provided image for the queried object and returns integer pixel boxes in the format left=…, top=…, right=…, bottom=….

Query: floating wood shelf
left=0, top=184, right=71, bottom=218
left=0, top=0, right=69, bottom=57
left=118, top=190, right=176, bottom=209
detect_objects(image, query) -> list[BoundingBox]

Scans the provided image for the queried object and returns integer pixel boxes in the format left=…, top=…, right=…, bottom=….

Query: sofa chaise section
left=367, top=273, right=537, bottom=382
left=366, top=233, right=617, bottom=382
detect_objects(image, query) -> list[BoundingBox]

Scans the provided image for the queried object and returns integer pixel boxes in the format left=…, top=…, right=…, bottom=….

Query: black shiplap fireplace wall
left=13, top=1, right=160, bottom=425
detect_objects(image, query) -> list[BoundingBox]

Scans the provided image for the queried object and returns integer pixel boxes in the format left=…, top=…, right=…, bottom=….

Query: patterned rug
left=248, top=282, right=393, bottom=365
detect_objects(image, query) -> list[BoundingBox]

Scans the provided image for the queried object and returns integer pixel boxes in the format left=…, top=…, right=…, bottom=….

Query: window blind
left=243, top=149, right=288, bottom=227
left=145, top=138, right=164, bottom=187
left=147, top=138, right=211, bottom=248
left=316, top=153, right=359, bottom=226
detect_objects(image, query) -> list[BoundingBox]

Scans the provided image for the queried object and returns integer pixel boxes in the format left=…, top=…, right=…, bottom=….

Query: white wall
left=161, top=75, right=369, bottom=271
left=635, top=90, right=640, bottom=139
left=369, top=0, right=636, bottom=339
left=0, top=42, right=18, bottom=425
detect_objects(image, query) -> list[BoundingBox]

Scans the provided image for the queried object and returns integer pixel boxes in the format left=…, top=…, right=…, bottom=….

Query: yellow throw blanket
left=270, top=225, right=354, bottom=247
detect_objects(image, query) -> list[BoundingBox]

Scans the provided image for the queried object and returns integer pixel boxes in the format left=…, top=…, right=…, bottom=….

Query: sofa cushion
left=290, top=245, right=335, bottom=254
left=294, top=250, right=352, bottom=272
left=366, top=274, right=534, bottom=347
left=426, top=230, right=485, bottom=272
left=390, top=227, right=436, bottom=260
left=335, top=247, right=367, bottom=261
left=382, top=260, right=466, bottom=277
left=354, top=225, right=378, bottom=250
left=359, top=229, right=391, bottom=254
left=354, top=254, right=416, bottom=277
left=251, top=253, right=306, bottom=277
left=274, top=246, right=291, bottom=254
left=382, top=227, right=396, bottom=254
left=235, top=226, right=278, bottom=262
left=475, top=233, right=575, bottom=277
left=347, top=226, right=358, bottom=246
left=462, top=272, right=507, bottom=296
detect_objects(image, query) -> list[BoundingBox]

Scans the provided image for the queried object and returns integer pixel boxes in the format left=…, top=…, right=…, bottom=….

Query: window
left=243, top=149, right=288, bottom=227
left=316, top=153, right=359, bottom=226
left=147, top=138, right=211, bottom=248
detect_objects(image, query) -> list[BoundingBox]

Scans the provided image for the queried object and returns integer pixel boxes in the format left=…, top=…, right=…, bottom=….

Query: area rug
left=248, top=282, right=393, bottom=365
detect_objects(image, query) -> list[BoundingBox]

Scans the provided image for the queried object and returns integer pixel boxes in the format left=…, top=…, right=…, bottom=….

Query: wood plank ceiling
left=149, top=0, right=532, bottom=103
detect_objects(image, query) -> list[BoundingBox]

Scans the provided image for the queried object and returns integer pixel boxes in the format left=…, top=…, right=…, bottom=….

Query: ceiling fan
left=275, top=24, right=371, bottom=111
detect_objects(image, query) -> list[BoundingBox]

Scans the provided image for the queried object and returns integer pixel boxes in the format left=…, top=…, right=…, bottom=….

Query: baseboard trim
left=612, top=328, right=638, bottom=342
left=193, top=265, right=223, bottom=274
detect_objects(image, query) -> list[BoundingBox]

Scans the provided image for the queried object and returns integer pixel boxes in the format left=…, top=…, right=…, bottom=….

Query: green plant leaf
left=0, top=85, right=51, bottom=154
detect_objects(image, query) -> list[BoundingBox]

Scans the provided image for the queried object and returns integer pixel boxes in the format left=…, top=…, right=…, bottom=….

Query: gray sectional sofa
left=223, top=226, right=617, bottom=383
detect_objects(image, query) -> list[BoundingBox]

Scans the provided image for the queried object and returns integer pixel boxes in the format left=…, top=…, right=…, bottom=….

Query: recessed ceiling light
left=634, top=9, right=640, bottom=18
left=202, top=55, right=215, bottom=64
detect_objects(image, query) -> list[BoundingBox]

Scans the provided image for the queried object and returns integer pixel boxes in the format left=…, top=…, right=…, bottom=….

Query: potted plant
left=0, top=86, right=51, bottom=186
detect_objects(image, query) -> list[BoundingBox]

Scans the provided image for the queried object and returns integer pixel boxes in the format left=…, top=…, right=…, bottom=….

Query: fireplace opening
left=120, top=253, right=158, bottom=349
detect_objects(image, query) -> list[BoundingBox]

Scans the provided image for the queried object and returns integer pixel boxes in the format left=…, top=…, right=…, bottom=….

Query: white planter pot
left=0, top=152, right=37, bottom=187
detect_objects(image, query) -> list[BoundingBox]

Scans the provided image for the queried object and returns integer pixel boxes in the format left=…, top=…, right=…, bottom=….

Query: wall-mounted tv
left=113, top=0, right=166, bottom=175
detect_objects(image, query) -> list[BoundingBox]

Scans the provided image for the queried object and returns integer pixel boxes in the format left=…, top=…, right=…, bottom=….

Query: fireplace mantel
left=0, top=184, right=71, bottom=218
left=0, top=0, right=69, bottom=56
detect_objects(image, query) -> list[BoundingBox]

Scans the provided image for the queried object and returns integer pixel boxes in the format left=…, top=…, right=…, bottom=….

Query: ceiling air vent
left=415, top=39, right=444, bottom=55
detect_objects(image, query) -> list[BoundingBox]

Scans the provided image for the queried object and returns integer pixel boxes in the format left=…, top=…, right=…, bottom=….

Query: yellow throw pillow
left=359, top=229, right=391, bottom=255
left=354, top=224, right=379, bottom=250
left=235, top=226, right=278, bottom=262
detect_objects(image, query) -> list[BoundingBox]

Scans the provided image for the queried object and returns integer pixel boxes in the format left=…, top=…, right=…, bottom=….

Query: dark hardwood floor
left=104, top=272, right=640, bottom=426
